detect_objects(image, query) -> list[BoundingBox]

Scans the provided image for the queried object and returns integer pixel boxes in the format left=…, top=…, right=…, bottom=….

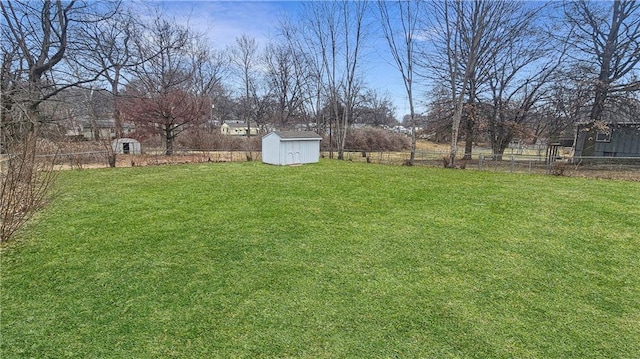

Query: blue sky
left=154, top=1, right=415, bottom=119
left=160, top=1, right=296, bottom=46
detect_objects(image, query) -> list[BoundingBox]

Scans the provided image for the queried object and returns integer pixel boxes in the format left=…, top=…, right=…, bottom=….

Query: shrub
left=338, top=127, right=411, bottom=152
left=550, top=161, right=567, bottom=176
left=177, top=129, right=261, bottom=151
left=1, top=134, right=57, bottom=242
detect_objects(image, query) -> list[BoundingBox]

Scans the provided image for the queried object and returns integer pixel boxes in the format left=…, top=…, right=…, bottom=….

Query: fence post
left=478, top=154, right=483, bottom=171
left=510, top=155, right=515, bottom=173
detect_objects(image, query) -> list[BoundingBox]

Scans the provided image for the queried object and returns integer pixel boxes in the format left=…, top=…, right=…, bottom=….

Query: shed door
left=288, top=150, right=301, bottom=164
left=285, top=142, right=301, bottom=164
left=122, top=142, right=130, bottom=154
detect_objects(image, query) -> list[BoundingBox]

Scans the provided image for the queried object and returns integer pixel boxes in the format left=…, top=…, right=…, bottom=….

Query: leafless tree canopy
left=3, top=0, right=639, bottom=151
left=377, top=0, right=421, bottom=164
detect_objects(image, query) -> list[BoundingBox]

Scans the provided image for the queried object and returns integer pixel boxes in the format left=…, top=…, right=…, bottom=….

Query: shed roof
left=269, top=131, right=322, bottom=140
left=112, top=137, right=140, bottom=144
left=576, top=121, right=640, bottom=126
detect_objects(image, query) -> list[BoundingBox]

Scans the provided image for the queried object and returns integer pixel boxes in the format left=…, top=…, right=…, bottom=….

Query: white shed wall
left=281, top=140, right=320, bottom=165
left=111, top=138, right=141, bottom=155
left=262, top=133, right=321, bottom=165
left=261, top=133, right=281, bottom=165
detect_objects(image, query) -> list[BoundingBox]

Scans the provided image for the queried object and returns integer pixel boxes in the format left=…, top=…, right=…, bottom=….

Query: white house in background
left=221, top=122, right=260, bottom=136
left=262, top=131, right=322, bottom=165
left=111, top=138, right=141, bottom=155
left=66, top=118, right=135, bottom=140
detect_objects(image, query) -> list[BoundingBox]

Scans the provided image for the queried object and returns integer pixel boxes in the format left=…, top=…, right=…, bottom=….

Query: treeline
left=3, top=1, right=640, bottom=162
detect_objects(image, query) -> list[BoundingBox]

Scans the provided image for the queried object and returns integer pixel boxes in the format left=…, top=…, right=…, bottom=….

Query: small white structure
left=262, top=131, right=322, bottom=165
left=221, top=122, right=260, bottom=136
left=111, top=138, right=141, bottom=155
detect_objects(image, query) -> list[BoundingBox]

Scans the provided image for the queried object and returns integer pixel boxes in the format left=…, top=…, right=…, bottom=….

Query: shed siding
left=277, top=139, right=320, bottom=165
left=111, top=138, right=141, bottom=155
left=575, top=124, right=640, bottom=157
left=262, top=133, right=281, bottom=164
left=262, top=132, right=321, bottom=165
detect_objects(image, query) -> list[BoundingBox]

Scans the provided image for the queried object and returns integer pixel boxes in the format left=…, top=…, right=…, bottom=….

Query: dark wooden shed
left=574, top=122, right=640, bottom=158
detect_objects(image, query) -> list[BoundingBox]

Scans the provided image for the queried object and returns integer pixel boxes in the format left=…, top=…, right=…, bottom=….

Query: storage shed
left=111, top=138, right=141, bottom=155
left=262, top=131, right=322, bottom=165
left=574, top=122, right=640, bottom=158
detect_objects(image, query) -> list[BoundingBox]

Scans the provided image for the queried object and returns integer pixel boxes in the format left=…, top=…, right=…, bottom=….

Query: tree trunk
left=491, top=132, right=513, bottom=161
left=463, top=115, right=474, bottom=160
left=329, top=117, right=333, bottom=159
left=463, top=81, right=476, bottom=161
left=449, top=100, right=465, bottom=167
left=108, top=154, right=117, bottom=168
left=581, top=125, right=597, bottom=157
left=337, top=117, right=347, bottom=160
left=165, top=125, right=174, bottom=155
left=590, top=82, right=609, bottom=123
left=409, top=119, right=416, bottom=166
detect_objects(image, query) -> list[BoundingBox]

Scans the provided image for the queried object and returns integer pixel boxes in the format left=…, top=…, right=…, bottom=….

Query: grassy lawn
left=2, top=160, right=639, bottom=358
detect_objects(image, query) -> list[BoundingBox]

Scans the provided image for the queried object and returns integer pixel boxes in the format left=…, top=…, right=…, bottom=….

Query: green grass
left=2, top=160, right=639, bottom=358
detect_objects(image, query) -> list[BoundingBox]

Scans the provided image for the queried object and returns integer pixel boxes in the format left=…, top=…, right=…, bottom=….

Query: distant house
left=221, top=122, right=260, bottom=136
left=574, top=122, right=640, bottom=158
left=262, top=131, right=322, bottom=165
left=112, top=138, right=141, bottom=155
left=66, top=118, right=135, bottom=141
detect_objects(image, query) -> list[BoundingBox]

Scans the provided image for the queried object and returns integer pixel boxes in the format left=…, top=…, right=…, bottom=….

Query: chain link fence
left=4, top=146, right=636, bottom=181
left=30, top=149, right=263, bottom=170
left=334, top=149, right=640, bottom=181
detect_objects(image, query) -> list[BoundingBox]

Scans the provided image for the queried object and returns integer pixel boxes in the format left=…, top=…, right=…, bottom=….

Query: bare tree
left=300, top=1, right=368, bottom=160
left=1, top=0, right=76, bottom=132
left=531, top=72, right=592, bottom=145
left=264, top=41, right=308, bottom=129
left=482, top=3, right=564, bottom=159
left=120, top=15, right=206, bottom=155
left=229, top=34, right=261, bottom=138
left=377, top=0, right=421, bottom=165
left=121, top=86, right=208, bottom=155
left=300, top=1, right=341, bottom=157
left=189, top=41, right=227, bottom=111
left=1, top=0, right=119, bottom=134
left=427, top=1, right=565, bottom=165
left=355, top=89, right=397, bottom=127
left=74, top=3, right=142, bottom=166
left=273, top=18, right=324, bottom=133
left=337, top=1, right=368, bottom=160
left=1, top=0, right=116, bottom=242
left=564, top=0, right=640, bottom=156
left=428, top=1, right=521, bottom=166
